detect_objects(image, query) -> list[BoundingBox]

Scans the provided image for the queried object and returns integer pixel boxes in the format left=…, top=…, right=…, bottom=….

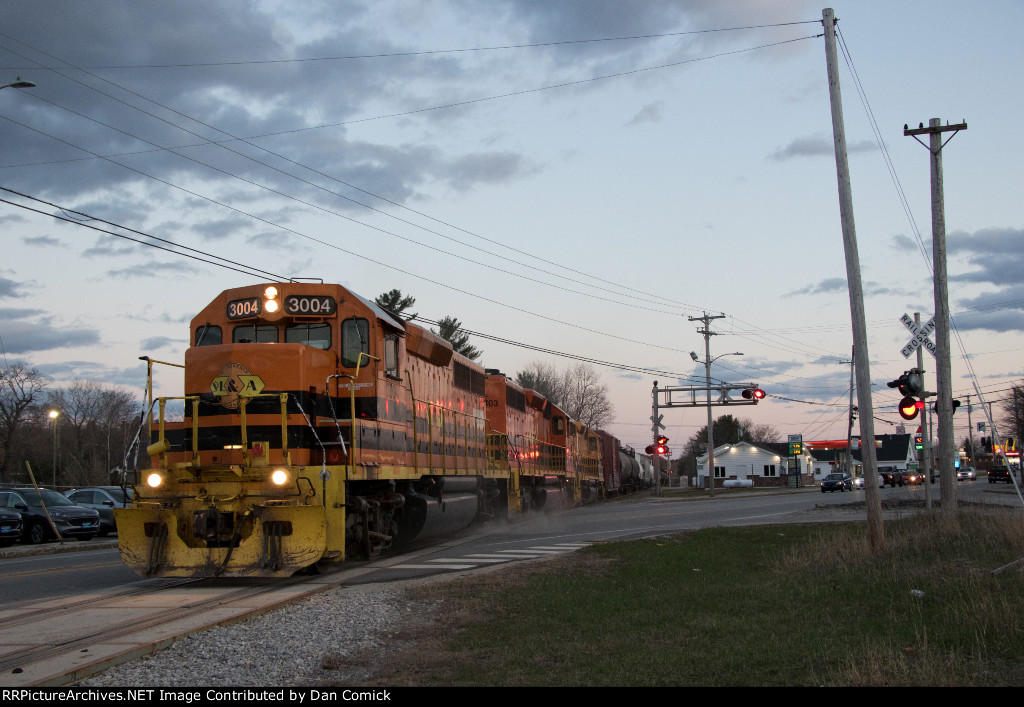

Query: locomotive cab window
left=233, top=324, right=278, bottom=344
left=194, top=324, right=222, bottom=347
left=341, top=318, right=370, bottom=367
left=286, top=322, right=332, bottom=350
left=384, top=334, right=400, bottom=379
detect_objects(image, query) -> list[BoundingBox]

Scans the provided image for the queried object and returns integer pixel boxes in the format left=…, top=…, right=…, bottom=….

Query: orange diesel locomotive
left=117, top=282, right=613, bottom=578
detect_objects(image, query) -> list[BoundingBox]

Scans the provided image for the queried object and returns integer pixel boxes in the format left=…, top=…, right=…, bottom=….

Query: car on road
left=988, top=465, right=1013, bottom=484
left=64, top=486, right=132, bottom=536
left=957, top=467, right=977, bottom=481
left=820, top=473, right=853, bottom=492
left=0, top=508, right=23, bottom=546
left=852, top=474, right=885, bottom=489
left=901, top=470, right=925, bottom=485
left=878, top=466, right=904, bottom=487
left=0, top=488, right=101, bottom=544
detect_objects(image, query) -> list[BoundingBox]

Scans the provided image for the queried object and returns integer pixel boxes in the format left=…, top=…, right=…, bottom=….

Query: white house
left=695, top=441, right=815, bottom=489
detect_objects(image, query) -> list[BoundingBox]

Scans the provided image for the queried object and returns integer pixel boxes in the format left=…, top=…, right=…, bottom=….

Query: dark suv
left=988, top=465, right=1013, bottom=484
left=65, top=486, right=132, bottom=536
left=0, top=508, right=23, bottom=546
left=0, top=488, right=101, bottom=544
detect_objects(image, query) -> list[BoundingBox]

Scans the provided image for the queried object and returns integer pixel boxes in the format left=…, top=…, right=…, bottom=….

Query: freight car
left=116, top=282, right=634, bottom=579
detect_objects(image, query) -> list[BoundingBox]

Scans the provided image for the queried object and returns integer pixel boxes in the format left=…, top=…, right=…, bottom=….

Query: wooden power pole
left=823, top=8, right=884, bottom=550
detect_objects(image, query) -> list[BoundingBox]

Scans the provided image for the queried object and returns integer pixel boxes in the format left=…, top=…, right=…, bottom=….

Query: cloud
left=626, top=101, right=665, bottom=126
left=954, top=285, right=1024, bottom=333
left=0, top=310, right=100, bottom=353
left=139, top=336, right=179, bottom=350
left=768, top=135, right=878, bottom=161
left=784, top=277, right=848, bottom=297
left=0, top=277, right=29, bottom=298
left=948, top=227, right=1024, bottom=287
left=23, top=234, right=62, bottom=247
left=35, top=360, right=148, bottom=387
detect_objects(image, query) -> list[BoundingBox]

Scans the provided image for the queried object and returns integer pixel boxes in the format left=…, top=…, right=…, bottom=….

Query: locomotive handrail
left=237, top=392, right=291, bottom=467
left=142, top=395, right=202, bottom=469
left=405, top=370, right=487, bottom=476
left=351, top=352, right=379, bottom=478
left=323, top=374, right=351, bottom=458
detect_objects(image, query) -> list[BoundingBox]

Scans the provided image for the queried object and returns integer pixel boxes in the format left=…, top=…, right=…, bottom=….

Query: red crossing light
left=899, top=396, right=923, bottom=420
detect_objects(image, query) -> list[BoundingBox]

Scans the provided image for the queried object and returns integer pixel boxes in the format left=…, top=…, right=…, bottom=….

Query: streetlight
left=692, top=350, right=743, bottom=498
left=48, top=409, right=60, bottom=487
left=1, top=77, right=35, bottom=90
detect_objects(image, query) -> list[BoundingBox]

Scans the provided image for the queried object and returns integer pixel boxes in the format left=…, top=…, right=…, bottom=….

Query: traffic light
left=887, top=369, right=924, bottom=397
left=931, top=398, right=964, bottom=414
left=655, top=435, right=669, bottom=456
left=899, top=396, right=923, bottom=420
left=742, top=387, right=766, bottom=401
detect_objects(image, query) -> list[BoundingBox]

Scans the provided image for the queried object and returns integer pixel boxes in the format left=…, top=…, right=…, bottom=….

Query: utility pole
left=842, top=347, right=854, bottom=477
left=690, top=312, right=726, bottom=498
left=966, top=394, right=974, bottom=467
left=905, top=117, right=967, bottom=513
left=823, top=8, right=883, bottom=550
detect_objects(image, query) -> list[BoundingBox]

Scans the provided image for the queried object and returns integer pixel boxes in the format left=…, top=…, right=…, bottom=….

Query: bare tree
left=515, top=361, right=562, bottom=401
left=0, top=363, right=48, bottom=484
left=515, top=361, right=613, bottom=430
left=739, top=418, right=781, bottom=445
left=999, top=384, right=1024, bottom=453
left=48, top=381, right=138, bottom=486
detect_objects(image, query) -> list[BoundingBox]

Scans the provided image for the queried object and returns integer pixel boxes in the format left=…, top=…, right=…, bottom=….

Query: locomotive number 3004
left=285, top=295, right=336, bottom=315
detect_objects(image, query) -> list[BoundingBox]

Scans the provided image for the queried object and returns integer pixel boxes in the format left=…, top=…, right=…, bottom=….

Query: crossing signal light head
left=888, top=369, right=924, bottom=398
left=653, top=435, right=669, bottom=455
left=742, top=387, right=766, bottom=401
left=899, top=396, right=923, bottom=420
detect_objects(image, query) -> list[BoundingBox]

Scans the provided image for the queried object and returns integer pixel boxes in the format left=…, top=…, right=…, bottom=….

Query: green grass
left=372, top=507, right=1024, bottom=686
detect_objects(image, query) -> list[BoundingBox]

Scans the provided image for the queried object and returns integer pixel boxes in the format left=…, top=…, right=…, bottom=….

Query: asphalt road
left=1, top=478, right=1019, bottom=604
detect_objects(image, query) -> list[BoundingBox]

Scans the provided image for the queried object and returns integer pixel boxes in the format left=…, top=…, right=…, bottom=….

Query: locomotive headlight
left=263, top=285, right=280, bottom=313
left=270, top=469, right=290, bottom=486
left=146, top=472, right=164, bottom=489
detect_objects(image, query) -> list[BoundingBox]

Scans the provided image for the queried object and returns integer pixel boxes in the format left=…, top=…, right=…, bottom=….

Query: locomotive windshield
left=286, top=322, right=332, bottom=350
left=233, top=324, right=278, bottom=343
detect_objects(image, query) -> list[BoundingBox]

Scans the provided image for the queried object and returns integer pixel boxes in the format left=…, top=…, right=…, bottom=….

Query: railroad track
left=1, top=572, right=331, bottom=686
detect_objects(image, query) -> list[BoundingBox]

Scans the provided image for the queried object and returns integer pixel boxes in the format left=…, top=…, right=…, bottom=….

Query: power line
left=10, top=22, right=823, bottom=70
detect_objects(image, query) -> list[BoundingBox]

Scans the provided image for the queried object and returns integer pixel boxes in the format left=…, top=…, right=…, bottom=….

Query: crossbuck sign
left=900, top=313, right=936, bottom=359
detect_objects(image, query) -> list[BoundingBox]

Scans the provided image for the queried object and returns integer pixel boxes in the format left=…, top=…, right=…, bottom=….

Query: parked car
left=957, top=467, right=977, bottom=481
left=901, top=470, right=925, bottom=485
left=65, top=486, right=133, bottom=536
left=0, top=508, right=23, bottom=547
left=988, top=465, right=1013, bottom=484
left=821, top=473, right=853, bottom=492
left=0, top=488, right=101, bottom=544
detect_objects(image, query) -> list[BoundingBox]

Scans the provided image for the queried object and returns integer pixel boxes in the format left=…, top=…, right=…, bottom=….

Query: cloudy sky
left=1, top=0, right=1020, bottom=452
